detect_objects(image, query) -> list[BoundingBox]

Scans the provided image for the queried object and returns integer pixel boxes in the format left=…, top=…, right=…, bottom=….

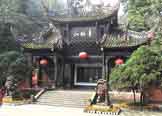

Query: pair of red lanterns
left=79, top=52, right=123, bottom=65
left=79, top=52, right=124, bottom=65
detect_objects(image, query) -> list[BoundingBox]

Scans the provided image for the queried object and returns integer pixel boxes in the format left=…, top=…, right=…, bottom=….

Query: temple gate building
left=17, top=1, right=149, bottom=89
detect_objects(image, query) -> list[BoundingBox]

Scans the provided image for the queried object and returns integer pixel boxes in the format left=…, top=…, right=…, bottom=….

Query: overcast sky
left=60, top=0, right=120, bottom=7
left=39, top=0, right=124, bottom=16
left=60, top=0, right=124, bottom=16
left=91, top=0, right=124, bottom=16
left=91, top=0, right=119, bottom=6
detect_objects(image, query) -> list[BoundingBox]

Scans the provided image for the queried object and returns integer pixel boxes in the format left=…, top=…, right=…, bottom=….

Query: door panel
left=75, top=64, right=102, bottom=86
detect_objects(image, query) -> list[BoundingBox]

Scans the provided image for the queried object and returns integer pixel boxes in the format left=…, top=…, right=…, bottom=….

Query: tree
left=110, top=45, right=162, bottom=105
left=121, top=0, right=162, bottom=31
left=0, top=0, right=47, bottom=43
left=0, top=1, right=33, bottom=94
left=0, top=0, right=29, bottom=32
left=0, top=51, right=31, bottom=88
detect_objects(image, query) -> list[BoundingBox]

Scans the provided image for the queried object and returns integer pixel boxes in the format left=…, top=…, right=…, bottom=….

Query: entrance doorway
left=32, top=56, right=55, bottom=88
left=74, top=64, right=102, bottom=86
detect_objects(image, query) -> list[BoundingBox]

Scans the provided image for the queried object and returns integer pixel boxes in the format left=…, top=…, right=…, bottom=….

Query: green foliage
left=0, top=0, right=45, bottom=41
left=0, top=0, right=22, bottom=17
left=128, top=11, right=145, bottom=31
left=0, top=1, right=43, bottom=88
left=0, top=0, right=26, bottom=51
left=0, top=0, right=30, bottom=29
left=126, top=0, right=162, bottom=31
left=110, top=45, right=162, bottom=90
left=0, top=51, right=31, bottom=88
left=0, top=36, right=20, bottom=54
left=8, top=55, right=31, bottom=81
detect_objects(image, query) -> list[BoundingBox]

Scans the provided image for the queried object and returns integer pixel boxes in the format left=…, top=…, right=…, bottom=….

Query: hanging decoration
left=32, top=71, right=38, bottom=86
left=115, top=58, right=124, bottom=65
left=40, top=59, right=48, bottom=65
left=79, top=52, right=89, bottom=59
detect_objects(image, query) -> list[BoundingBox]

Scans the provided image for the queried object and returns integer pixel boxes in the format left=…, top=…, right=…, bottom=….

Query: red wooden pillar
left=32, top=70, right=38, bottom=88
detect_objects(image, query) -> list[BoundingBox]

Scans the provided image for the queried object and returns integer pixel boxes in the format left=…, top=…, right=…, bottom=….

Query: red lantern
left=32, top=74, right=38, bottom=85
left=79, top=52, right=89, bottom=59
left=115, top=58, right=124, bottom=65
left=40, top=59, right=48, bottom=65
left=147, top=32, right=155, bottom=40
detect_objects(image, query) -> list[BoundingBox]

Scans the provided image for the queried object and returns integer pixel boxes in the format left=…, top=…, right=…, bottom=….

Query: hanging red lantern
left=40, top=59, right=48, bottom=65
left=115, top=58, right=124, bottom=65
left=32, top=73, right=38, bottom=86
left=147, top=32, right=155, bottom=40
left=79, top=52, right=89, bottom=59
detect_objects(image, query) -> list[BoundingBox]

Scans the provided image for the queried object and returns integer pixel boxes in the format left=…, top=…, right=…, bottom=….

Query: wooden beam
left=106, top=57, right=111, bottom=105
left=104, top=52, right=132, bottom=57
left=105, top=58, right=108, bottom=78
left=59, top=57, right=65, bottom=87
left=106, top=23, right=110, bottom=34
left=66, top=55, right=102, bottom=59
left=62, top=62, right=65, bottom=88
left=96, top=21, right=99, bottom=41
left=53, top=53, right=57, bottom=88
left=66, top=23, right=70, bottom=43
left=24, top=53, right=33, bottom=88
left=102, top=51, right=105, bottom=79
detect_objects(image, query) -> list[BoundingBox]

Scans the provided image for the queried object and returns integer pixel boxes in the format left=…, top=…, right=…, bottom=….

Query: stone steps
left=36, top=90, right=92, bottom=108
left=36, top=90, right=141, bottom=108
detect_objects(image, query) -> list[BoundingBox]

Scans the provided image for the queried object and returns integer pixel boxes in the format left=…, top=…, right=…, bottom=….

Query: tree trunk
left=140, top=91, right=144, bottom=106
left=106, top=90, right=111, bottom=106
left=132, top=88, right=136, bottom=103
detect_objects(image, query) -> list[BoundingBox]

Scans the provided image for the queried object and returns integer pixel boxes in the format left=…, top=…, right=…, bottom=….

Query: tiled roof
left=19, top=24, right=150, bottom=50
left=21, top=37, right=63, bottom=50
left=18, top=27, right=63, bottom=50
left=100, top=31, right=149, bottom=48
left=21, top=42, right=54, bottom=49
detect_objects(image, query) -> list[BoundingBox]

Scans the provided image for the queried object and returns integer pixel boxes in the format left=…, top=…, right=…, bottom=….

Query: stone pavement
left=36, top=90, right=92, bottom=108
left=0, top=90, right=161, bottom=116
left=36, top=90, right=141, bottom=108
left=0, top=104, right=162, bottom=116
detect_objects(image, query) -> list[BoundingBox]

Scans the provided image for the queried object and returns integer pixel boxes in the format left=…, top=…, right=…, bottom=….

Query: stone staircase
left=36, top=90, right=93, bottom=108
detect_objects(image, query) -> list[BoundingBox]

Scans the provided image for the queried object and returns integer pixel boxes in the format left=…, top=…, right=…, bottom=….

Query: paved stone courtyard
left=0, top=104, right=162, bottom=116
left=121, top=110, right=162, bottom=116
left=0, top=90, right=162, bottom=116
left=36, top=90, right=141, bottom=108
